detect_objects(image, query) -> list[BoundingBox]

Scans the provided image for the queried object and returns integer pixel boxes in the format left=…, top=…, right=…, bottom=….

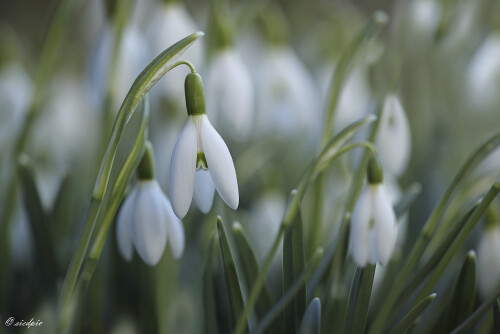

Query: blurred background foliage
left=2, top=0, right=500, bottom=333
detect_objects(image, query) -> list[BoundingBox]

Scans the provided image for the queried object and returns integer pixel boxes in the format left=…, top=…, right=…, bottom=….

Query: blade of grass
left=445, top=251, right=477, bottom=331
left=344, top=265, right=376, bottom=334
left=283, top=207, right=306, bottom=334
left=17, top=155, right=59, bottom=288
left=390, top=293, right=436, bottom=334
left=300, top=298, right=321, bottom=334
left=252, top=249, right=323, bottom=334
left=217, top=217, right=248, bottom=333
left=232, top=223, right=276, bottom=331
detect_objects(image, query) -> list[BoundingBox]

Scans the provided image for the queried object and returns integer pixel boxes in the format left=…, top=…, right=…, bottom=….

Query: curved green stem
left=56, top=32, right=204, bottom=332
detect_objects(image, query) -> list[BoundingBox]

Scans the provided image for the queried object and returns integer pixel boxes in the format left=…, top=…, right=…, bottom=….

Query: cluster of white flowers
left=116, top=71, right=239, bottom=265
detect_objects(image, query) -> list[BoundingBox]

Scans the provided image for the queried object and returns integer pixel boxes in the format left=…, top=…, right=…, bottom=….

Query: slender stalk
left=56, top=33, right=204, bottom=332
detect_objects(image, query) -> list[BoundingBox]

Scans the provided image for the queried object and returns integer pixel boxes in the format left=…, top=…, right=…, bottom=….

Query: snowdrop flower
left=147, top=2, right=203, bottom=103
left=349, top=158, right=398, bottom=267
left=117, top=143, right=184, bottom=265
left=0, top=64, right=33, bottom=150
left=477, top=216, right=500, bottom=299
left=375, top=94, right=412, bottom=178
left=87, top=23, right=150, bottom=112
left=206, top=48, right=254, bottom=141
left=256, top=46, right=320, bottom=136
left=467, top=33, right=500, bottom=109
left=169, top=72, right=239, bottom=218
left=408, top=0, right=441, bottom=38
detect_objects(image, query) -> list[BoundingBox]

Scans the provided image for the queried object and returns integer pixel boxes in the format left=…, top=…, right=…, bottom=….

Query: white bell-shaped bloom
left=0, top=64, right=33, bottom=150
left=116, top=180, right=185, bottom=265
left=87, top=23, right=150, bottom=112
left=256, top=46, right=320, bottom=136
left=477, top=224, right=500, bottom=298
left=349, top=184, right=398, bottom=267
left=206, top=48, right=254, bottom=141
left=147, top=2, right=203, bottom=102
left=375, top=95, right=412, bottom=177
left=169, top=114, right=239, bottom=218
left=467, top=33, right=500, bottom=109
left=408, top=0, right=441, bottom=38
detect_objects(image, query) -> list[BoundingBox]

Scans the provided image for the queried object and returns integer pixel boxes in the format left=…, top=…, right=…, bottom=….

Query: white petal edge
left=372, top=185, right=398, bottom=265
left=163, top=196, right=185, bottom=259
left=200, top=115, right=239, bottom=209
left=132, top=181, right=168, bottom=266
left=193, top=170, right=216, bottom=213
left=116, top=188, right=138, bottom=262
left=350, top=188, right=372, bottom=267
left=169, top=117, right=197, bottom=218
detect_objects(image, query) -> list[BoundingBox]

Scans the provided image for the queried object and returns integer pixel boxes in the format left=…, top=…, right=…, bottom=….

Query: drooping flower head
left=169, top=72, right=239, bottom=219
left=375, top=94, right=412, bottom=178
left=117, top=142, right=185, bottom=265
left=349, top=157, right=398, bottom=267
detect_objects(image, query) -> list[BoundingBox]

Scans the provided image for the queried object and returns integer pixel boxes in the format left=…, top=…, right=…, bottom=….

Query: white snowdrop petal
left=169, top=117, right=197, bottom=218
left=193, top=170, right=216, bottom=213
left=350, top=189, right=372, bottom=267
left=372, top=186, right=398, bottom=265
left=200, top=115, right=239, bottom=210
left=132, top=182, right=168, bottom=266
left=376, top=95, right=412, bottom=177
left=163, top=196, right=185, bottom=259
left=116, top=188, right=138, bottom=262
left=477, top=228, right=500, bottom=298
left=207, top=50, right=254, bottom=140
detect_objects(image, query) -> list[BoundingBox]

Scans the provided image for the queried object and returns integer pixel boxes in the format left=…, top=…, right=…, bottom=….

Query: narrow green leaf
left=450, top=288, right=500, bottom=334
left=393, top=202, right=478, bottom=314
left=494, top=299, right=500, bottom=333
left=203, top=232, right=219, bottom=334
left=390, top=293, right=436, bottom=334
left=17, top=155, right=59, bottom=287
left=299, top=298, right=321, bottom=334
left=283, top=201, right=306, bottom=334
left=232, top=223, right=276, bottom=318
left=217, top=217, right=247, bottom=333
left=252, top=248, right=323, bottom=334
left=445, top=251, right=477, bottom=331
left=345, top=265, right=375, bottom=334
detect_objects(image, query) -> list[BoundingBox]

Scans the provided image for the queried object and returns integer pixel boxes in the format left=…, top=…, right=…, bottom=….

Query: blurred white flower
left=87, top=23, right=151, bottom=112
left=256, top=46, right=320, bottom=136
left=206, top=49, right=254, bottom=141
left=350, top=182, right=398, bottom=267
left=332, top=66, right=372, bottom=132
left=408, top=0, right=441, bottom=38
left=375, top=95, right=412, bottom=177
left=116, top=180, right=185, bottom=265
left=30, top=75, right=98, bottom=206
left=467, top=33, right=500, bottom=109
left=147, top=2, right=203, bottom=103
left=0, top=64, right=33, bottom=150
left=169, top=114, right=238, bottom=218
left=477, top=223, right=500, bottom=298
